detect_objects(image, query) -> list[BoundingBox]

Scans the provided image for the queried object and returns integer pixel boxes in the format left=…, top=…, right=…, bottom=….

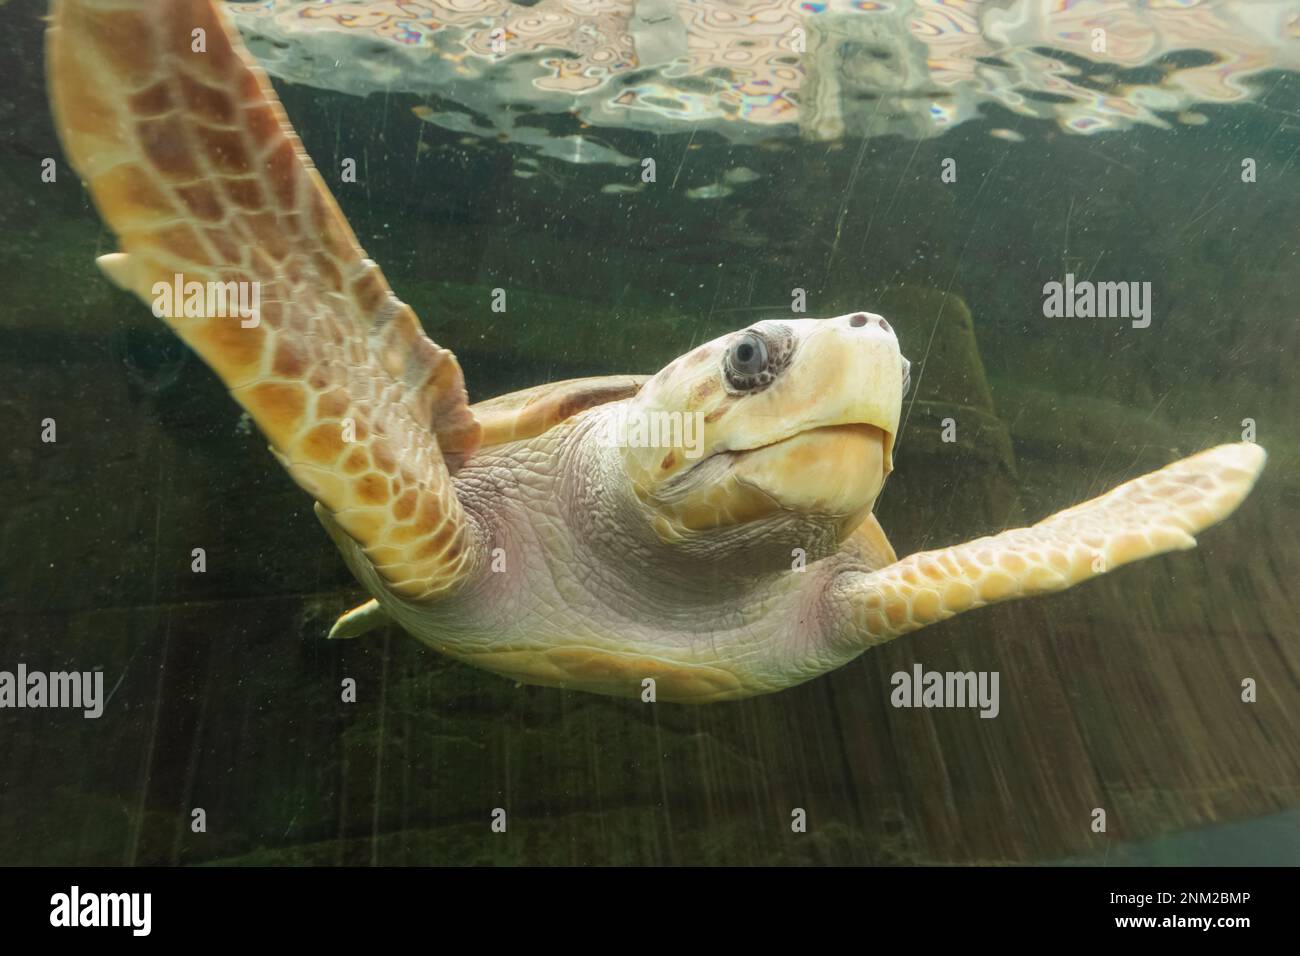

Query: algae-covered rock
left=870, top=286, right=1019, bottom=540
left=877, top=285, right=996, bottom=413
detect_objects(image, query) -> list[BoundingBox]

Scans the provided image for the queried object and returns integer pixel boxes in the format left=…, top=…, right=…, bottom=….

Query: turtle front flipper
left=829, top=443, right=1266, bottom=646
left=48, top=0, right=484, bottom=601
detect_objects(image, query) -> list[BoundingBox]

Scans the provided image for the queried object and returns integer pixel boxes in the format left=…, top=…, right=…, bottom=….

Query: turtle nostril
left=878, top=317, right=892, bottom=334
left=849, top=313, right=868, bottom=328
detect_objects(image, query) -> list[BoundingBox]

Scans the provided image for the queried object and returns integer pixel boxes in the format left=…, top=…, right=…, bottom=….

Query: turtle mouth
left=729, top=422, right=892, bottom=518
left=731, top=422, right=894, bottom=477
left=650, top=423, right=888, bottom=498
left=736, top=422, right=886, bottom=455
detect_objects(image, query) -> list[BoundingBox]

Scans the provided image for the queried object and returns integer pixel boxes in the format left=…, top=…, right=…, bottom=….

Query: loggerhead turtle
left=48, top=0, right=1266, bottom=703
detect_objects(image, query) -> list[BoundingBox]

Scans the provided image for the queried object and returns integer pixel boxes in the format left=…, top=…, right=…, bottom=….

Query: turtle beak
left=725, top=313, right=903, bottom=514
left=885, top=355, right=910, bottom=476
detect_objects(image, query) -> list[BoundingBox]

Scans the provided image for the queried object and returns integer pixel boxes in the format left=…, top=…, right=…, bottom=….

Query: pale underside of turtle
left=49, top=0, right=1266, bottom=703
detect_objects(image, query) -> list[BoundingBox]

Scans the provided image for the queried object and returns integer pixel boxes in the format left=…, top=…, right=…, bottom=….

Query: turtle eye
left=722, top=324, right=794, bottom=392
left=725, top=332, right=769, bottom=387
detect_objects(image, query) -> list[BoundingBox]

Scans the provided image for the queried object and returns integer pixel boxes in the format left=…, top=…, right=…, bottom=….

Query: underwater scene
left=0, top=0, right=1298, bottom=869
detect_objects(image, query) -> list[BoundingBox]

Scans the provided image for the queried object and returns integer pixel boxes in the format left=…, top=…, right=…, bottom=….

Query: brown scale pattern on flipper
left=836, top=443, right=1267, bottom=645
left=48, top=0, right=482, bottom=600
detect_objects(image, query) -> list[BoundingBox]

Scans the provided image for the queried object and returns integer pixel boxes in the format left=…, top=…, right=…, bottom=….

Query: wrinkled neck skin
left=342, top=402, right=875, bottom=700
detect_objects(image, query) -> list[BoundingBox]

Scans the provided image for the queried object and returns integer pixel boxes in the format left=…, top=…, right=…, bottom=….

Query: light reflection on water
left=232, top=0, right=1300, bottom=164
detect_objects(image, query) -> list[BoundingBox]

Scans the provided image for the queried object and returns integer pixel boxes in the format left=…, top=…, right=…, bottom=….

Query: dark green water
left=0, top=0, right=1297, bottom=865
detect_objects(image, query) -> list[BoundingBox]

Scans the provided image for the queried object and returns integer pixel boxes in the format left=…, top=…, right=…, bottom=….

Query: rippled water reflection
left=233, top=0, right=1300, bottom=164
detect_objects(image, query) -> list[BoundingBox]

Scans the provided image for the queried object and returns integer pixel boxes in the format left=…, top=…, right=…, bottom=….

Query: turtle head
left=612, top=313, right=907, bottom=545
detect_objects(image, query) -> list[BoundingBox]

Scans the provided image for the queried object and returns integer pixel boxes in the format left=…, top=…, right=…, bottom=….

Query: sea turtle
left=48, top=0, right=1266, bottom=703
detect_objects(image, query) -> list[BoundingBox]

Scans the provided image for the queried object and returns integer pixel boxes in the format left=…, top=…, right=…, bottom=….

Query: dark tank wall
left=0, top=0, right=1297, bottom=864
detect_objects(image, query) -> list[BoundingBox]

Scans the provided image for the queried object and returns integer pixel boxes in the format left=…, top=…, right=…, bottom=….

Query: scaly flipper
left=48, top=0, right=483, bottom=600
left=830, top=443, right=1266, bottom=645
